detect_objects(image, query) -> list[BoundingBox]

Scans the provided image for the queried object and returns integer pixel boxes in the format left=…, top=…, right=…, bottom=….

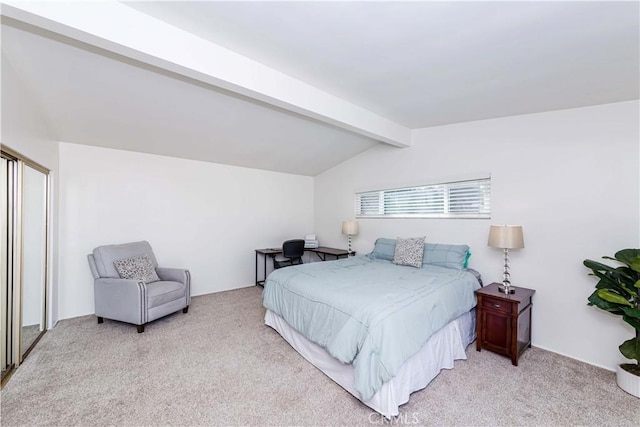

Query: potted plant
left=584, top=249, right=640, bottom=398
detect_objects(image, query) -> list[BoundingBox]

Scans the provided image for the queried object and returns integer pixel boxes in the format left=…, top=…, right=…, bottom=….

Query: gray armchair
left=87, top=241, right=190, bottom=333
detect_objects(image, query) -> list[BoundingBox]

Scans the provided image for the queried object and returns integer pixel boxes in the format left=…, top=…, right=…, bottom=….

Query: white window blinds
left=355, top=177, right=491, bottom=219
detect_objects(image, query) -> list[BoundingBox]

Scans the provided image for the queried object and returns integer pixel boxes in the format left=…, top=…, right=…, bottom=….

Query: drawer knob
left=492, top=303, right=501, bottom=308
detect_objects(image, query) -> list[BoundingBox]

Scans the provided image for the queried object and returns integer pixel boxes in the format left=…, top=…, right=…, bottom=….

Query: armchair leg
left=183, top=306, right=189, bottom=314
left=137, top=325, right=145, bottom=333
left=97, top=316, right=104, bottom=324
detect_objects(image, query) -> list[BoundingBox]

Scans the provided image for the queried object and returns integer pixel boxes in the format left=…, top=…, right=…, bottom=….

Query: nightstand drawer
left=481, top=296, right=512, bottom=315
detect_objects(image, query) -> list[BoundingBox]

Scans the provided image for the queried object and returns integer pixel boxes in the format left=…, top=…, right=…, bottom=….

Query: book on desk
left=304, top=234, right=319, bottom=249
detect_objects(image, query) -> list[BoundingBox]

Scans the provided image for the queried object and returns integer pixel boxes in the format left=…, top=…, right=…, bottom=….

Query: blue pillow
left=370, top=238, right=396, bottom=261
left=370, top=238, right=470, bottom=270
left=423, top=243, right=470, bottom=270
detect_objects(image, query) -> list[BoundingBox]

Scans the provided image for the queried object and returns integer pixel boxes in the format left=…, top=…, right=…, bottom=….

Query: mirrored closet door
left=20, top=164, right=47, bottom=358
left=1, top=148, right=49, bottom=386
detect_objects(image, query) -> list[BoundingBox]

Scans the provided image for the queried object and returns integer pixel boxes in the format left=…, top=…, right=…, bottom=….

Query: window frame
left=354, top=176, right=491, bottom=219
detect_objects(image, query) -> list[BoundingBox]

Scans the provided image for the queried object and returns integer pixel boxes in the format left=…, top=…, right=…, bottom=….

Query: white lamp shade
left=488, top=225, right=524, bottom=249
left=341, top=221, right=359, bottom=235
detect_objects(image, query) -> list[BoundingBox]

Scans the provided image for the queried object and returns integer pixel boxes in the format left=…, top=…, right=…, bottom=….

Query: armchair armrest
left=156, top=267, right=191, bottom=305
left=156, top=267, right=189, bottom=284
left=87, top=254, right=100, bottom=280
left=94, top=278, right=146, bottom=325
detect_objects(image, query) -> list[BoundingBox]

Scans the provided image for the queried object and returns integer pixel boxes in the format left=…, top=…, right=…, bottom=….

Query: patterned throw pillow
left=393, top=237, right=426, bottom=268
left=113, top=254, right=160, bottom=283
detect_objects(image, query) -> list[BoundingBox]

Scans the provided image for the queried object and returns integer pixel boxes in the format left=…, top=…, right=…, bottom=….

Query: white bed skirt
left=265, top=309, right=476, bottom=417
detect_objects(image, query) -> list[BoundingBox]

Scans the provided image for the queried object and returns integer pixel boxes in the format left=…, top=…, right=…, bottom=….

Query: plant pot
left=616, top=364, right=640, bottom=398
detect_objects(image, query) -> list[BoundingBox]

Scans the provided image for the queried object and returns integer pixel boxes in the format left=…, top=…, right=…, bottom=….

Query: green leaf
left=595, top=280, right=621, bottom=292
left=622, top=312, right=640, bottom=331
left=584, top=260, right=639, bottom=292
left=597, top=289, right=633, bottom=307
left=619, top=283, right=638, bottom=298
left=621, top=307, right=640, bottom=319
left=635, top=279, right=640, bottom=289
left=588, top=291, right=624, bottom=315
left=612, top=266, right=640, bottom=283
left=584, top=259, right=617, bottom=273
left=615, top=249, right=640, bottom=273
left=593, top=273, right=615, bottom=285
left=619, top=337, right=640, bottom=363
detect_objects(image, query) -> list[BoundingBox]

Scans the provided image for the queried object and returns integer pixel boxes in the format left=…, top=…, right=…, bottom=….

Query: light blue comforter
left=262, top=255, right=480, bottom=401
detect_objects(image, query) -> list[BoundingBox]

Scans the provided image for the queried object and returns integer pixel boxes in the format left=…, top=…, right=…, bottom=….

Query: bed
left=262, top=239, right=482, bottom=417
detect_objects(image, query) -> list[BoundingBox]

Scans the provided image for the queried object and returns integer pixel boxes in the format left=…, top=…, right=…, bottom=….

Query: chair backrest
left=282, top=239, right=305, bottom=259
left=90, top=241, right=158, bottom=278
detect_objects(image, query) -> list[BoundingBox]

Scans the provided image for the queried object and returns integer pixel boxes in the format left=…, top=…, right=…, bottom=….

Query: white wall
left=314, top=100, right=640, bottom=371
left=1, top=54, right=60, bottom=328
left=58, top=143, right=313, bottom=319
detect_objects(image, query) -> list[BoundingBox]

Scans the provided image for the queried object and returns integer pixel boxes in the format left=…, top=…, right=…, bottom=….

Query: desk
left=310, top=246, right=351, bottom=261
left=255, top=246, right=351, bottom=286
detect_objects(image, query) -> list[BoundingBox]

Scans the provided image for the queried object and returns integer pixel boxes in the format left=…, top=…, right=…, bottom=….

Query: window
left=355, top=177, right=491, bottom=219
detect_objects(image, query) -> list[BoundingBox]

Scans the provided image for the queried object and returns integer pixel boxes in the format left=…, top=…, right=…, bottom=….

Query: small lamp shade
left=488, top=225, right=524, bottom=249
left=342, top=221, right=359, bottom=236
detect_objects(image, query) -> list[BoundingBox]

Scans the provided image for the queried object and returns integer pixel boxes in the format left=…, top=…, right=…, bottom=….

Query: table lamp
left=488, top=225, right=524, bottom=294
left=341, top=221, right=359, bottom=257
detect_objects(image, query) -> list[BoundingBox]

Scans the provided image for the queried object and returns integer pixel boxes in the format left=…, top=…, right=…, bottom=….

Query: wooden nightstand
left=475, top=282, right=535, bottom=366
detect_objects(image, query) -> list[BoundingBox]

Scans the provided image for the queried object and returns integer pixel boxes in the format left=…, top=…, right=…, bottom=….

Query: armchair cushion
left=146, top=281, right=187, bottom=309
left=114, top=254, right=160, bottom=283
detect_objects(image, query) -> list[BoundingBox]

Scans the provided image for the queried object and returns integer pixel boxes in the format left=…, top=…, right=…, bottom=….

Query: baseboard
left=532, top=344, right=616, bottom=373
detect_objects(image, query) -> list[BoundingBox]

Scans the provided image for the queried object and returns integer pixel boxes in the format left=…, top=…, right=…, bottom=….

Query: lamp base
left=498, top=285, right=516, bottom=294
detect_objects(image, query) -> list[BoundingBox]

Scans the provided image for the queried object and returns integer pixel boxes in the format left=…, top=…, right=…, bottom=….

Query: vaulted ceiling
left=2, top=1, right=638, bottom=176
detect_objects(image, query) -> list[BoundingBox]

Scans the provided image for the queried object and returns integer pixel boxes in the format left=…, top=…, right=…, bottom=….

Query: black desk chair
left=273, top=239, right=305, bottom=269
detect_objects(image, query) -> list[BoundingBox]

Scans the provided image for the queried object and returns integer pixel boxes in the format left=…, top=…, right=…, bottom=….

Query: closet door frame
left=1, top=146, right=50, bottom=386
left=1, top=153, right=17, bottom=385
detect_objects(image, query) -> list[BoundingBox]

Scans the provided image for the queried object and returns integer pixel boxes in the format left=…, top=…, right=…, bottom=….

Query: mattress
left=265, top=308, right=476, bottom=417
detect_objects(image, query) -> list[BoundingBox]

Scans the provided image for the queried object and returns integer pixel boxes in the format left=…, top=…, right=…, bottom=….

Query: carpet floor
left=1, top=286, right=638, bottom=426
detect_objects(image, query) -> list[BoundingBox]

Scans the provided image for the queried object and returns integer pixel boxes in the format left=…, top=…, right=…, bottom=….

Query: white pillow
left=393, top=236, right=426, bottom=268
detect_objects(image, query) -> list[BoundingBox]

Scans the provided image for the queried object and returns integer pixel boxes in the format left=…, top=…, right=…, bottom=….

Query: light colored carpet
left=1, top=286, right=638, bottom=426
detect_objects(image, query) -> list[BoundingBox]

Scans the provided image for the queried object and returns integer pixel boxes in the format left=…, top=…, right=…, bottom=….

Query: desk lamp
left=341, top=221, right=359, bottom=257
left=488, top=225, right=524, bottom=294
